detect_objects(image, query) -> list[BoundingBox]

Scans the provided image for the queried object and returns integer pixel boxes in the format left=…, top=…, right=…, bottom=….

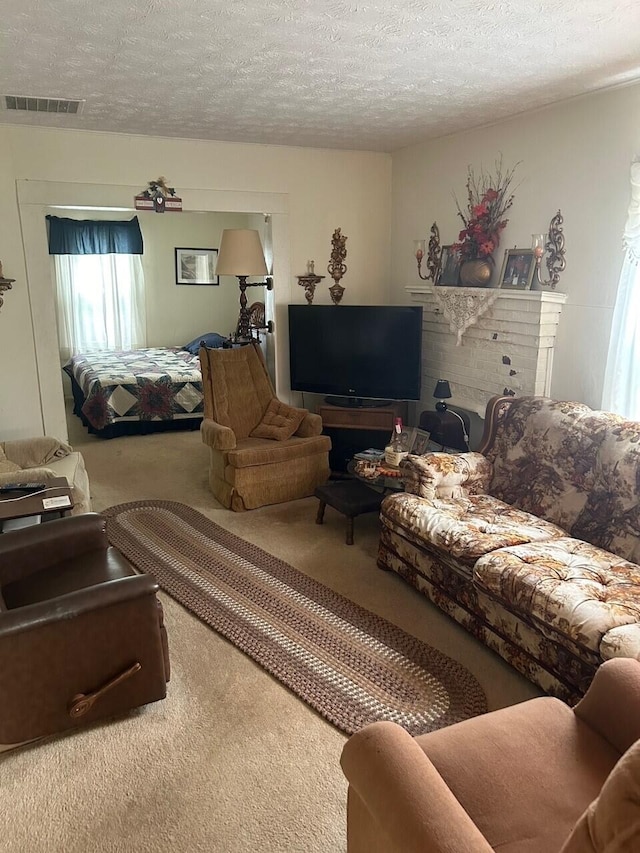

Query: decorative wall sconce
left=296, top=260, right=325, bottom=304
left=216, top=229, right=274, bottom=339
left=531, top=210, right=566, bottom=290
left=0, top=260, right=15, bottom=311
left=327, top=228, right=348, bottom=304
left=414, top=222, right=442, bottom=283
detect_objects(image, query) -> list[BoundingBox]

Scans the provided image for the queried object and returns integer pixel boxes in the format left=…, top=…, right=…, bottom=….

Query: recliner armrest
left=0, top=573, right=159, bottom=638
left=0, top=513, right=108, bottom=586
left=573, top=658, right=640, bottom=755
left=0, top=466, right=57, bottom=485
left=295, top=411, right=323, bottom=437
left=200, top=418, right=236, bottom=451
left=2, top=436, right=72, bottom=468
left=341, top=721, right=493, bottom=853
left=401, top=451, right=493, bottom=500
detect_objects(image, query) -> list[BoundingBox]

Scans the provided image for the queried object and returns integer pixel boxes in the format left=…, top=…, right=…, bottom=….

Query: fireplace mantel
left=406, top=285, right=568, bottom=416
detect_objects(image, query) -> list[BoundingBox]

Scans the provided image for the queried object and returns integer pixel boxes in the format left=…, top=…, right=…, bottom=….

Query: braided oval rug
left=104, top=500, right=487, bottom=735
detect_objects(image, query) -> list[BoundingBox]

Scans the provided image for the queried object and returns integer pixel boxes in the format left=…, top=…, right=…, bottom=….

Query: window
left=54, top=253, right=146, bottom=360
left=602, top=162, right=640, bottom=419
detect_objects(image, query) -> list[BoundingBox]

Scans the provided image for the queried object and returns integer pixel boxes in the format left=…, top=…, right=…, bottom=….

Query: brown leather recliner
left=0, top=513, right=170, bottom=746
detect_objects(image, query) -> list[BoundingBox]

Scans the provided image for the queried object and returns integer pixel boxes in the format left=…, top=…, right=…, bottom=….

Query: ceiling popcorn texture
left=1, top=0, right=640, bottom=151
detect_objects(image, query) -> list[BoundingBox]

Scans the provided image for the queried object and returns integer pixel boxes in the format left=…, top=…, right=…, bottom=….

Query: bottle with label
left=384, top=417, right=409, bottom=467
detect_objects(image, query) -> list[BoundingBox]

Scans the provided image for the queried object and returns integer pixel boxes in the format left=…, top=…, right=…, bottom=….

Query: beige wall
left=0, top=125, right=392, bottom=439
left=140, top=211, right=250, bottom=345
left=391, top=82, right=640, bottom=411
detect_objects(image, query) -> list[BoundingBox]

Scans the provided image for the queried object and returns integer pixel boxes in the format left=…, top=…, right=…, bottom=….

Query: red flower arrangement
left=451, top=159, right=519, bottom=261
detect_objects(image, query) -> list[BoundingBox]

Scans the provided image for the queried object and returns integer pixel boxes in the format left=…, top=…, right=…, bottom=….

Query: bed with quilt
left=64, top=337, right=225, bottom=438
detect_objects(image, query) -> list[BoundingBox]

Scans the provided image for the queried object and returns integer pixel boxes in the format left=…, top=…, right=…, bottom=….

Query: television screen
left=288, top=304, right=423, bottom=403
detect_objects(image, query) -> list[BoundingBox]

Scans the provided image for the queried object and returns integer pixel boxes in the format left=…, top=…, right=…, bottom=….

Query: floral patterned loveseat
left=378, top=396, right=640, bottom=701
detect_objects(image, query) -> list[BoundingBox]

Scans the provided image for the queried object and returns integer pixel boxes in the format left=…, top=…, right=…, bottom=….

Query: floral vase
left=459, top=258, right=493, bottom=288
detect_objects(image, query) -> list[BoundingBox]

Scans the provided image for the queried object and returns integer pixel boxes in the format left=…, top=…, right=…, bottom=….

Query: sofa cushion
left=474, top=538, right=640, bottom=655
left=249, top=398, right=306, bottom=441
left=600, top=624, right=640, bottom=662
left=486, top=398, right=640, bottom=564
left=380, top=492, right=566, bottom=565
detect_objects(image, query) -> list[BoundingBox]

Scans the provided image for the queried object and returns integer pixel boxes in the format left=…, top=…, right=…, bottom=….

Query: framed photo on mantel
left=437, top=245, right=462, bottom=286
left=499, top=248, right=535, bottom=291
left=175, top=247, right=219, bottom=285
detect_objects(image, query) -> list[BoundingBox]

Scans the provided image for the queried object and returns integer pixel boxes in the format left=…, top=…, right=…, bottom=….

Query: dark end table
left=314, top=480, right=385, bottom=546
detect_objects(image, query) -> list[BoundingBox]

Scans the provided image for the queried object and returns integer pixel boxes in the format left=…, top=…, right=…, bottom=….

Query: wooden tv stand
left=317, top=402, right=406, bottom=432
left=317, top=402, right=408, bottom=472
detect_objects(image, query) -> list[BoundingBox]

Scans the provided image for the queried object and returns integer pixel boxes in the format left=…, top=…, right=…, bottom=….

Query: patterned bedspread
left=63, top=347, right=204, bottom=431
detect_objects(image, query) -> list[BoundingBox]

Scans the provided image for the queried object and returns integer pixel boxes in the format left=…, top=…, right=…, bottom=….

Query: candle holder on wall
left=327, top=227, right=348, bottom=304
left=531, top=210, right=566, bottom=290
left=0, top=260, right=15, bottom=311
left=414, top=222, right=442, bottom=283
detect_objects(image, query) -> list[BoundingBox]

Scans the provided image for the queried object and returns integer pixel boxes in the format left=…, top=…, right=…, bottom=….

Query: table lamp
left=433, top=379, right=452, bottom=412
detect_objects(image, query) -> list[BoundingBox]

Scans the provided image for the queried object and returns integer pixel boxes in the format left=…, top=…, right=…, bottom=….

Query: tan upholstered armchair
left=0, top=435, right=91, bottom=514
left=0, top=513, right=170, bottom=746
left=199, top=342, right=331, bottom=511
left=341, top=658, right=640, bottom=852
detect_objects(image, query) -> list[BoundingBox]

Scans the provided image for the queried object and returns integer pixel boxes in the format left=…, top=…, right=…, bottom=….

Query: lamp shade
left=216, top=229, right=268, bottom=276
left=433, top=379, right=452, bottom=400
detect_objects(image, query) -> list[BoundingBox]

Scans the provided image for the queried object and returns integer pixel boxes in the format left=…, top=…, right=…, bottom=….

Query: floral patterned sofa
left=378, top=396, right=640, bottom=701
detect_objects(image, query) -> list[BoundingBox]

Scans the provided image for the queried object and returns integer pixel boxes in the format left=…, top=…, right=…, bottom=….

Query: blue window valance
left=46, top=215, right=144, bottom=255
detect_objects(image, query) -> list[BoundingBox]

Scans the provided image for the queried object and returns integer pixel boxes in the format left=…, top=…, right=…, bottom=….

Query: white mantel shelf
left=406, top=285, right=568, bottom=416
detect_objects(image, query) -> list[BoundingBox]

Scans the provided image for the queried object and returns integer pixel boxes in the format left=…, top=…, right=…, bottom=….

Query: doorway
left=17, top=181, right=289, bottom=440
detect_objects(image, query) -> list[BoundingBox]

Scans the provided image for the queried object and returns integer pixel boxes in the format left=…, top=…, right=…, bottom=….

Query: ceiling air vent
left=2, top=95, right=85, bottom=114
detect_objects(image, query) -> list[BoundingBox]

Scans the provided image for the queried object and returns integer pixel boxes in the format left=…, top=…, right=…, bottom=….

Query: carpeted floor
left=1, top=410, right=541, bottom=852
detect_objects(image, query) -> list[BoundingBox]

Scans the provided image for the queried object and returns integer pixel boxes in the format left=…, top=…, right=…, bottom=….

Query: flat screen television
left=288, top=304, right=423, bottom=405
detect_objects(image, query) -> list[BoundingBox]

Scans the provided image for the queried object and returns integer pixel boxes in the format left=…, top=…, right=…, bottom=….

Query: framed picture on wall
left=175, top=247, right=219, bottom=285
left=437, top=245, right=462, bottom=286
left=499, top=248, right=535, bottom=290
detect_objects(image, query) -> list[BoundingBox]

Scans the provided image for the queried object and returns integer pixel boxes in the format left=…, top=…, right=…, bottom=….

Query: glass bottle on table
left=384, top=417, right=409, bottom=467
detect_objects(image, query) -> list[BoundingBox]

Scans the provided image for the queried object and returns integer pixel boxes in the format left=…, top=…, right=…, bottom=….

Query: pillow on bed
left=183, top=332, right=227, bottom=354
left=250, top=399, right=306, bottom=441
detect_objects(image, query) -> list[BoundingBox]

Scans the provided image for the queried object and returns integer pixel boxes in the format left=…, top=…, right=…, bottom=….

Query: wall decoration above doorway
left=135, top=176, right=183, bottom=213
left=175, top=248, right=219, bottom=285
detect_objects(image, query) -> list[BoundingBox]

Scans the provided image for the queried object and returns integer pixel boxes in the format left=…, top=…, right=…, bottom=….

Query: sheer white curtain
left=602, top=162, right=640, bottom=419
left=54, top=254, right=147, bottom=361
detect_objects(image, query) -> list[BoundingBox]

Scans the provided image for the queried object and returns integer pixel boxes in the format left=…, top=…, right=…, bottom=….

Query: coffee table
left=0, top=477, right=74, bottom=532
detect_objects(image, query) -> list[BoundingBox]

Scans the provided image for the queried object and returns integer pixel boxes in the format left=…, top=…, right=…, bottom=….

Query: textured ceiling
left=2, top=0, right=640, bottom=151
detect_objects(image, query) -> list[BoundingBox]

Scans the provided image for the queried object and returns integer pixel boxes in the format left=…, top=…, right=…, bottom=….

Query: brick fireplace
left=406, top=286, right=568, bottom=417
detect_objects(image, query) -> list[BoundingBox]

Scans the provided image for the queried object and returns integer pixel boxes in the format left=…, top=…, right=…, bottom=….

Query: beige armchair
left=0, top=436, right=91, bottom=514
left=341, top=658, right=640, bottom=852
left=199, top=342, right=331, bottom=511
